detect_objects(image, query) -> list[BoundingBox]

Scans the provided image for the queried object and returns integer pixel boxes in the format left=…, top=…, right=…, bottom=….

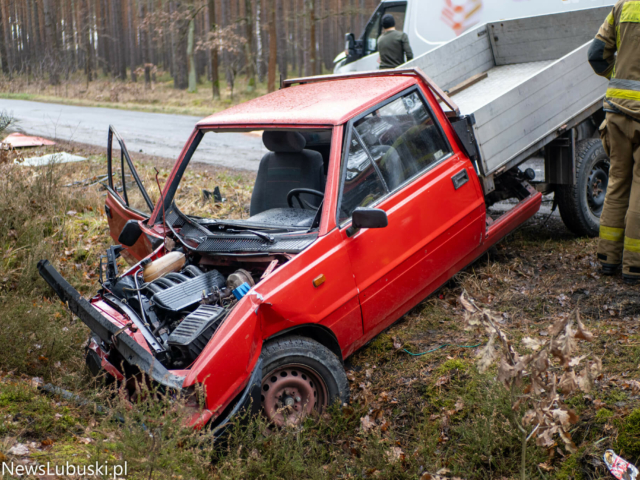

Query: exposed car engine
left=101, top=244, right=259, bottom=369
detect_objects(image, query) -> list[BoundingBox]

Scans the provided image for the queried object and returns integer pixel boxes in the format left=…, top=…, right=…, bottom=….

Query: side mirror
left=345, top=33, right=356, bottom=57
left=352, top=207, right=388, bottom=229
left=118, top=219, right=143, bottom=247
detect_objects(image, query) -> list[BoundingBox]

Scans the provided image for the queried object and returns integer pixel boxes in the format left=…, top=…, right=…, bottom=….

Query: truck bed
left=404, top=7, right=610, bottom=178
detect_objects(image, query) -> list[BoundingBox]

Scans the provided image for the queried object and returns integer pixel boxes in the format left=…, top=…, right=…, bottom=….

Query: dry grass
left=0, top=71, right=270, bottom=116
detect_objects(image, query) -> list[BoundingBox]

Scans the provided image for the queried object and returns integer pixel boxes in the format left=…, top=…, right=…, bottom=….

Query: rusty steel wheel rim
left=261, top=364, right=328, bottom=427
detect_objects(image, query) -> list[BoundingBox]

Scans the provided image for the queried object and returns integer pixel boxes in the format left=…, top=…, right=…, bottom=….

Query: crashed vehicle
left=39, top=67, right=553, bottom=430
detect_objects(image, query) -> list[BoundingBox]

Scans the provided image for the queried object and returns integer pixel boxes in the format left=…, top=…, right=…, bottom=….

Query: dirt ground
left=1, top=140, right=639, bottom=480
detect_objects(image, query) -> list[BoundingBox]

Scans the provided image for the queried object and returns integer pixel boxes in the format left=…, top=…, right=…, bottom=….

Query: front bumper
left=37, top=259, right=185, bottom=390
left=38, top=259, right=263, bottom=434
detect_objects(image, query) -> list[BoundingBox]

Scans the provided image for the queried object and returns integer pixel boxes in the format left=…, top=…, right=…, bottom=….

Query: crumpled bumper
left=37, top=259, right=185, bottom=390
left=38, top=259, right=263, bottom=435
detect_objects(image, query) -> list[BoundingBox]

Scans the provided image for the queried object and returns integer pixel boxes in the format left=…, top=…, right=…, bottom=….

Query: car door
left=105, top=126, right=158, bottom=261
left=338, top=88, right=486, bottom=339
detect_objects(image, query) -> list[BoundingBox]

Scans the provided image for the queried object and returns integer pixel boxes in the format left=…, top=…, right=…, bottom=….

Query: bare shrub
left=461, top=292, right=601, bottom=480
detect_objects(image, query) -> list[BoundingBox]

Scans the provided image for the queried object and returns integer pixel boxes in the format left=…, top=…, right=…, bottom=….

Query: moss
left=556, top=447, right=585, bottom=480
left=369, top=334, right=394, bottom=354
left=595, top=408, right=614, bottom=424
left=615, top=408, right=640, bottom=461
left=437, top=359, right=468, bottom=375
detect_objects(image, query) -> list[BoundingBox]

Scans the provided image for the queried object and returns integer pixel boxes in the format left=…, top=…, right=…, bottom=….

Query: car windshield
left=172, top=128, right=332, bottom=233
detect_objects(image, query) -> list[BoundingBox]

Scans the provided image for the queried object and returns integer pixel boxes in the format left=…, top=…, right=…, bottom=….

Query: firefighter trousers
left=598, top=112, right=640, bottom=278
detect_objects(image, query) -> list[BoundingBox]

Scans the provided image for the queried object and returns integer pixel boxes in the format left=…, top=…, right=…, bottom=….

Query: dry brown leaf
left=558, top=370, right=578, bottom=394
left=435, top=375, right=450, bottom=387
left=575, top=311, right=594, bottom=342
left=360, top=415, right=375, bottom=432
left=522, top=337, right=542, bottom=351
left=459, top=293, right=475, bottom=312
left=392, top=337, right=403, bottom=350
left=538, top=462, right=554, bottom=472
left=558, top=428, right=578, bottom=453
left=386, top=446, right=405, bottom=463
left=476, top=332, right=498, bottom=373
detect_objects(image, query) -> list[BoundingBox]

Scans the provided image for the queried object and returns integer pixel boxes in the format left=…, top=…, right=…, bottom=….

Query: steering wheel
left=287, top=188, right=324, bottom=210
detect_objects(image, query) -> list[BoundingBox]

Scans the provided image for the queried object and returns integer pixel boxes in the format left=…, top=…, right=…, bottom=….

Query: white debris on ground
left=7, top=443, right=30, bottom=456
left=17, top=152, right=87, bottom=167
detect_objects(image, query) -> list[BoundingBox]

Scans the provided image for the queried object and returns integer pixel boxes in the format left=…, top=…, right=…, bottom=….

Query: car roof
left=197, top=75, right=418, bottom=127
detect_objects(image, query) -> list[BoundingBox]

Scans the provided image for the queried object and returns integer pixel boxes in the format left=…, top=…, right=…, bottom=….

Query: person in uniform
left=588, top=0, right=640, bottom=284
left=377, top=14, right=413, bottom=69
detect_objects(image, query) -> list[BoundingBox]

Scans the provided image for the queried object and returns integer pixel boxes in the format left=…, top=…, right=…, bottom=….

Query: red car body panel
left=196, top=76, right=418, bottom=127
left=78, top=71, right=543, bottom=425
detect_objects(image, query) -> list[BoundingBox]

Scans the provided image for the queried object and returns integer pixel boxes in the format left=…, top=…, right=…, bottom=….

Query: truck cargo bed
left=404, top=7, right=610, bottom=178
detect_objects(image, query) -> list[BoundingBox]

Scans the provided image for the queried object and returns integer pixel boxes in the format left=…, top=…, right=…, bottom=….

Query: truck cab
left=335, top=0, right=615, bottom=74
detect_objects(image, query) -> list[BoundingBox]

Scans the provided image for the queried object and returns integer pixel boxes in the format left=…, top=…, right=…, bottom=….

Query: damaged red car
left=38, top=69, right=541, bottom=431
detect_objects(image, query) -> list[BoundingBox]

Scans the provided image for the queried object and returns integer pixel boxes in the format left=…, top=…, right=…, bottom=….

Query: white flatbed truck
left=402, top=6, right=611, bottom=236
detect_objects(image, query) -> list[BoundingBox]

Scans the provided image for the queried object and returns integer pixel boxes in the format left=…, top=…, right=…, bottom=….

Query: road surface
left=1, top=99, right=266, bottom=171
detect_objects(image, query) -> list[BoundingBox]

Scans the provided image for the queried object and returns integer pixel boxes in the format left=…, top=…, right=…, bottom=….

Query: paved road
left=1, top=99, right=266, bottom=171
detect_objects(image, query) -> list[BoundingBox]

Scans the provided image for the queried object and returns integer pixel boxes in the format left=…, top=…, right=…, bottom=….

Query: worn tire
left=556, top=139, right=610, bottom=237
left=259, top=336, right=349, bottom=423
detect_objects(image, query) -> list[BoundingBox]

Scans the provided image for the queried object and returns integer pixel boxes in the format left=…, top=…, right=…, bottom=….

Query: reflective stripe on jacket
left=588, top=0, right=640, bottom=119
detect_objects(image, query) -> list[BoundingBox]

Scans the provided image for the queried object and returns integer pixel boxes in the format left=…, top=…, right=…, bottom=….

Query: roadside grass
left=0, top=71, right=270, bottom=116
left=1, top=143, right=640, bottom=478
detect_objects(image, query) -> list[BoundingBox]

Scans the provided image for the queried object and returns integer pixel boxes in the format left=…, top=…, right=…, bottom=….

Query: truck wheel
left=260, top=336, right=349, bottom=427
left=556, top=139, right=609, bottom=237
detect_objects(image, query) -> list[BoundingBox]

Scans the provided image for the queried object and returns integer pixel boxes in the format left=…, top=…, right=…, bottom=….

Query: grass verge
left=0, top=143, right=639, bottom=479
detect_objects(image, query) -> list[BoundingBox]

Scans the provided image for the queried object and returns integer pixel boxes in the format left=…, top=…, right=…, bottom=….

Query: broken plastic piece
left=604, top=449, right=638, bottom=480
left=18, top=152, right=86, bottom=167
left=2, top=132, right=56, bottom=148
left=232, top=282, right=251, bottom=300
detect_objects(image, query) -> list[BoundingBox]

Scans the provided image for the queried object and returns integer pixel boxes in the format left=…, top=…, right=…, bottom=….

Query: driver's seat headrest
left=263, top=131, right=306, bottom=153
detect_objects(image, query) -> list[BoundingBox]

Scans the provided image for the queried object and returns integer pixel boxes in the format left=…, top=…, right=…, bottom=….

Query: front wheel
left=556, top=139, right=610, bottom=237
left=260, top=336, right=349, bottom=427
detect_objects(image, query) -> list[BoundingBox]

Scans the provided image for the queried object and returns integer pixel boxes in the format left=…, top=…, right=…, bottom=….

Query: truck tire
left=556, top=139, right=610, bottom=237
left=260, top=336, right=349, bottom=427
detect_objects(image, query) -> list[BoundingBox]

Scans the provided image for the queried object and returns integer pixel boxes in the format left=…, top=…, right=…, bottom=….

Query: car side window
left=354, top=91, right=451, bottom=191
left=338, top=134, right=387, bottom=224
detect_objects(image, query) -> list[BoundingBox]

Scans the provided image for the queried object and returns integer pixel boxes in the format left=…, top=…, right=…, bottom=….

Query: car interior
left=183, top=129, right=333, bottom=231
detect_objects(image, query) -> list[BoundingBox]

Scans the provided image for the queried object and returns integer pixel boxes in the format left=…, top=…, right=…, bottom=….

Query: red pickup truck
left=39, top=69, right=542, bottom=431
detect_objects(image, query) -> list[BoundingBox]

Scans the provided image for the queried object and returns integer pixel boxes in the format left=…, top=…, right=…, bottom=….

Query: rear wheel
left=556, top=139, right=609, bottom=237
left=260, top=336, right=348, bottom=427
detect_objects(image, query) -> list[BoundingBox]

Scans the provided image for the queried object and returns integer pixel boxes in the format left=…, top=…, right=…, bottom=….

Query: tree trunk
left=267, top=0, right=276, bottom=92
left=128, top=0, right=137, bottom=81
left=255, top=0, right=264, bottom=83
left=187, top=17, right=196, bottom=92
left=207, top=0, right=219, bottom=98
left=81, top=0, right=92, bottom=82
left=276, top=0, right=286, bottom=80
left=172, top=2, right=189, bottom=90
left=43, top=0, right=59, bottom=84
left=0, top=0, right=13, bottom=76
left=309, top=0, right=316, bottom=75
left=138, top=0, right=150, bottom=87
left=243, top=0, right=255, bottom=91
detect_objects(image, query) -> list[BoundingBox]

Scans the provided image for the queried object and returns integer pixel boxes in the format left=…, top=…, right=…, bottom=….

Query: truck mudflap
left=37, top=260, right=186, bottom=391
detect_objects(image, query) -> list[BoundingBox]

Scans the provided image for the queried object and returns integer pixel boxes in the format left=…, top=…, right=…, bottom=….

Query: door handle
left=451, top=170, right=469, bottom=190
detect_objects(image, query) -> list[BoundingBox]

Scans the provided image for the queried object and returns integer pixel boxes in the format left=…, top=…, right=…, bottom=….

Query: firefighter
left=588, top=0, right=640, bottom=284
left=377, top=14, right=413, bottom=69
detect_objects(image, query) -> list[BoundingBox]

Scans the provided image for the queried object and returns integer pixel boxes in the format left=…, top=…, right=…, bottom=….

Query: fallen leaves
left=462, top=291, right=600, bottom=458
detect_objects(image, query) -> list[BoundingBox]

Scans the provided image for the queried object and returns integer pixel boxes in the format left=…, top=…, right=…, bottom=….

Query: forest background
left=0, top=0, right=379, bottom=110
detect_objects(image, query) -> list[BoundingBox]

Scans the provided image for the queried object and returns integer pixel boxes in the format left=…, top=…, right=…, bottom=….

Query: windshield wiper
left=226, top=229, right=275, bottom=244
